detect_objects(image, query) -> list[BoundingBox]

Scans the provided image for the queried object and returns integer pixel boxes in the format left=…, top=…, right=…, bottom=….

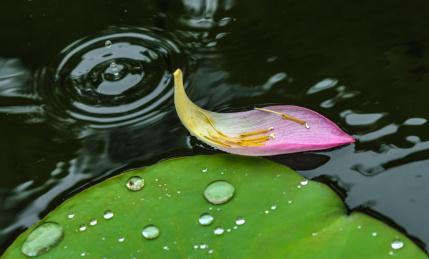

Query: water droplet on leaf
left=89, top=219, right=97, bottom=226
left=126, top=176, right=145, bottom=191
left=67, top=212, right=75, bottom=219
left=300, top=179, right=309, bottom=186
left=235, top=217, right=246, bottom=225
left=213, top=227, right=225, bottom=236
left=204, top=180, right=235, bottom=205
left=78, top=224, right=87, bottom=232
left=142, top=225, right=160, bottom=240
left=198, top=213, right=214, bottom=226
left=391, top=240, right=404, bottom=250
left=21, top=222, right=64, bottom=257
left=103, top=210, right=114, bottom=219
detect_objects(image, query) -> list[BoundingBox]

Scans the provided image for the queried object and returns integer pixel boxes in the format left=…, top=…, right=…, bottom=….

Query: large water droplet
left=235, top=217, right=246, bottom=226
left=204, top=180, right=235, bottom=205
left=391, top=240, right=404, bottom=250
left=198, top=213, right=214, bottom=226
left=213, top=227, right=225, bottom=236
left=21, top=222, right=64, bottom=257
left=103, top=210, right=114, bottom=219
left=125, top=176, right=145, bottom=191
left=142, top=225, right=160, bottom=240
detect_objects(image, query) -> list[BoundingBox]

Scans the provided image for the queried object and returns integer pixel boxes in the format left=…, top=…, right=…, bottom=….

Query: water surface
left=1, top=0, right=429, bottom=252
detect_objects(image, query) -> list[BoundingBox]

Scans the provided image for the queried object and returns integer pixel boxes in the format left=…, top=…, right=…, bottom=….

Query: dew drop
left=21, top=222, right=64, bottom=257
left=372, top=232, right=378, bottom=237
left=81, top=252, right=86, bottom=256
left=89, top=219, right=97, bottom=226
left=391, top=240, right=404, bottom=250
left=118, top=237, right=125, bottom=243
left=103, top=210, right=114, bottom=220
left=202, top=168, right=208, bottom=173
left=208, top=249, right=214, bottom=254
left=105, top=40, right=112, bottom=48
left=204, top=180, right=235, bottom=205
left=142, top=225, right=160, bottom=240
left=79, top=225, right=87, bottom=232
left=213, top=227, right=225, bottom=236
left=200, top=244, right=208, bottom=249
left=270, top=205, right=277, bottom=210
left=235, top=217, right=246, bottom=226
left=198, top=213, right=214, bottom=226
left=67, top=212, right=75, bottom=219
left=163, top=245, right=169, bottom=251
left=312, top=232, right=318, bottom=237
left=126, top=176, right=145, bottom=191
left=193, top=245, right=199, bottom=249
left=300, top=179, right=309, bottom=186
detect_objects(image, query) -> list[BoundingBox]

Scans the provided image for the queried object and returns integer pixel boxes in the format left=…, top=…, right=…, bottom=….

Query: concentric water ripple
left=38, top=27, right=187, bottom=129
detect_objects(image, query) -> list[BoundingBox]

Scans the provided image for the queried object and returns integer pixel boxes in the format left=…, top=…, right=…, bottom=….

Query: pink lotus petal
left=173, top=69, right=354, bottom=156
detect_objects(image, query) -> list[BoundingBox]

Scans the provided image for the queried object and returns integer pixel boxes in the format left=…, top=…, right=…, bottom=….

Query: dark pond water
left=1, top=0, right=429, bottom=253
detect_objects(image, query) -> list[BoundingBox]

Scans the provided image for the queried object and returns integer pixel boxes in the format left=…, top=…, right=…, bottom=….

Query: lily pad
left=3, top=155, right=426, bottom=258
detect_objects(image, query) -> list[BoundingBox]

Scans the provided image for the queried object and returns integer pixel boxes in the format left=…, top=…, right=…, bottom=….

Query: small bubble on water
left=67, top=212, right=75, bottom=219
left=204, top=180, right=235, bottom=205
left=300, top=179, right=309, bottom=186
left=198, top=213, right=214, bottom=226
left=105, top=40, right=112, bottom=48
left=213, top=227, right=225, bottom=236
left=89, top=219, right=97, bottom=226
left=103, top=210, right=114, bottom=220
left=21, top=222, right=64, bottom=257
left=118, top=237, right=125, bottom=243
left=142, top=225, right=160, bottom=240
left=126, top=176, right=144, bottom=191
left=235, top=217, right=246, bottom=226
left=79, top=225, right=87, bottom=232
left=391, top=240, right=404, bottom=250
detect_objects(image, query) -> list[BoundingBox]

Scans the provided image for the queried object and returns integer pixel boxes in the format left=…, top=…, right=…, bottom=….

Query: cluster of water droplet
left=20, top=169, right=409, bottom=257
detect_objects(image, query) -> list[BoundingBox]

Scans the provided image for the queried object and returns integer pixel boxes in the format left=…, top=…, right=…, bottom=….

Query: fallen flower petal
left=173, top=69, right=354, bottom=156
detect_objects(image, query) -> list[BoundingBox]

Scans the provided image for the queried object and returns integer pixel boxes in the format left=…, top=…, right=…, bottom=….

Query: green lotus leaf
left=3, top=155, right=426, bottom=258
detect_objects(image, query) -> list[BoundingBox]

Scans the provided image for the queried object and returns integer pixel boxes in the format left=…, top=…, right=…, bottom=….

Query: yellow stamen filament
left=255, top=107, right=310, bottom=129
left=240, top=127, right=274, bottom=137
